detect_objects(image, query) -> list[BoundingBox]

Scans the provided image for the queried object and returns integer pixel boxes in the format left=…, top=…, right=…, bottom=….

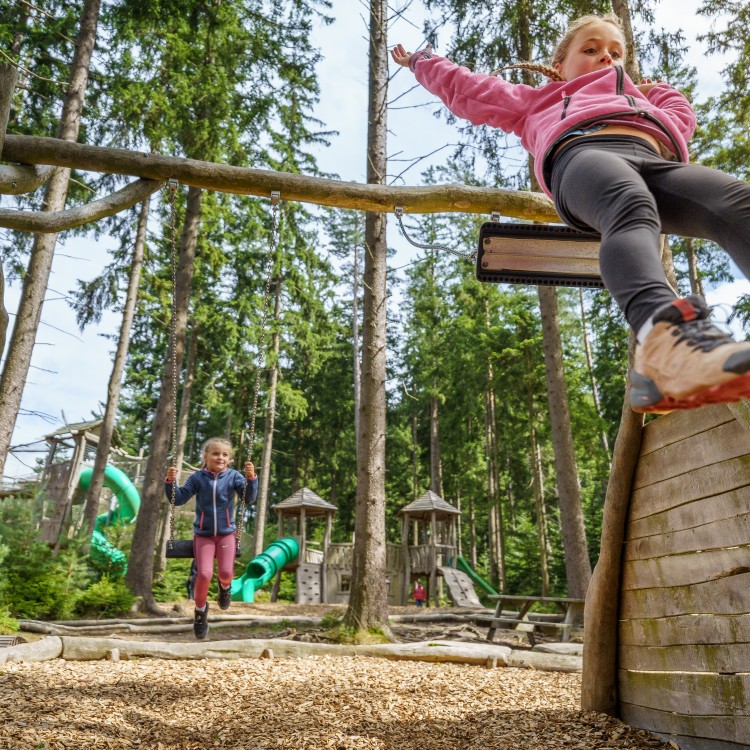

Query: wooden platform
left=618, top=403, right=750, bottom=750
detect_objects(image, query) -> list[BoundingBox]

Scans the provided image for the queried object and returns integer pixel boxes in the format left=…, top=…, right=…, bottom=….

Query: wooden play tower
left=398, top=490, right=461, bottom=607
left=270, top=487, right=337, bottom=604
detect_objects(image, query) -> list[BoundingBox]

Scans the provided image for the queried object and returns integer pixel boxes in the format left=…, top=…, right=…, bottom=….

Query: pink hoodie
left=410, top=51, right=696, bottom=198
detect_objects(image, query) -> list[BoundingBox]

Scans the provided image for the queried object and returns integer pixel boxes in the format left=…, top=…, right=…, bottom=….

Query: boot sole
left=194, top=625, right=209, bottom=639
left=631, top=370, right=750, bottom=414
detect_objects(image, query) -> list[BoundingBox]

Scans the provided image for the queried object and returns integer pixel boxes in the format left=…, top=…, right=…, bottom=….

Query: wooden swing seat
left=476, top=221, right=603, bottom=288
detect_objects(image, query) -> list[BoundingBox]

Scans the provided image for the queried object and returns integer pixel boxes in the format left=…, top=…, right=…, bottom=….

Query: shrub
left=0, top=606, right=19, bottom=635
left=0, top=496, right=89, bottom=619
left=75, top=576, right=135, bottom=618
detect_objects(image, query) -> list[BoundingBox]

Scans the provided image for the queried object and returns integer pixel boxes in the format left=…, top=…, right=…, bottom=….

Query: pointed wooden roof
left=272, top=487, right=337, bottom=517
left=399, top=490, right=460, bottom=520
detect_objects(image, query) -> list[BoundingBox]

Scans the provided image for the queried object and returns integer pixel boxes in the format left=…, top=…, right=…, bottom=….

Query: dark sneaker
left=193, top=604, right=209, bottom=639
left=632, top=295, right=750, bottom=413
left=217, top=583, right=232, bottom=610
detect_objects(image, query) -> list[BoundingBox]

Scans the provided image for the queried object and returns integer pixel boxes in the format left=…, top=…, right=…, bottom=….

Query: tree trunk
left=0, top=0, right=100, bottom=477
left=484, top=385, right=505, bottom=589
left=124, top=186, right=202, bottom=612
left=81, top=196, right=149, bottom=540
left=411, top=406, right=419, bottom=501
left=538, top=285, right=592, bottom=598
left=429, top=394, right=443, bottom=496
left=579, top=289, right=611, bottom=460
left=344, top=0, right=390, bottom=635
left=483, top=298, right=505, bottom=589
left=525, top=349, right=549, bottom=596
left=0, top=62, right=18, bottom=359
left=353, top=241, right=361, bottom=464
left=253, top=278, right=281, bottom=557
left=154, top=318, right=199, bottom=579
left=685, top=238, right=704, bottom=296
left=468, top=495, right=477, bottom=570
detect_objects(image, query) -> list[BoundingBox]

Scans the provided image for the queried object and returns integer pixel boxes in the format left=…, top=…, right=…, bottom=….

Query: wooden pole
left=401, top=513, right=410, bottom=606
left=430, top=511, right=438, bottom=607
left=321, top=511, right=332, bottom=604
left=581, top=339, right=644, bottom=715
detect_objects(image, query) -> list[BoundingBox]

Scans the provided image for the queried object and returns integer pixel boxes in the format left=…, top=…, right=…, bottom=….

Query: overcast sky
left=2, top=0, right=744, bottom=480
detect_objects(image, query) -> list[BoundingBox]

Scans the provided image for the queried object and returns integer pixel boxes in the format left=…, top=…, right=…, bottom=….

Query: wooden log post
left=401, top=513, right=410, bottom=606
left=581, top=336, right=644, bottom=715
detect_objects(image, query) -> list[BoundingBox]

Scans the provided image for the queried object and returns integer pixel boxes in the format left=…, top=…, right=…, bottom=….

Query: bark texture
left=0, top=0, right=101, bottom=476
left=344, top=0, right=390, bottom=634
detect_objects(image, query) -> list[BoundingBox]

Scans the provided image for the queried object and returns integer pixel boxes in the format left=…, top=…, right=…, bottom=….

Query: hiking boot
left=193, top=604, right=209, bottom=639
left=631, top=295, right=750, bottom=413
left=217, top=583, right=232, bottom=610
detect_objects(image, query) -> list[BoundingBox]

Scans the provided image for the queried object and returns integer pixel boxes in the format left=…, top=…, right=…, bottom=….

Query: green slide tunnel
left=78, top=465, right=141, bottom=579
left=231, top=537, right=300, bottom=603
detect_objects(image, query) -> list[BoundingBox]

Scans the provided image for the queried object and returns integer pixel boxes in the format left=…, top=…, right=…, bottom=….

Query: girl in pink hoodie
left=393, top=14, right=750, bottom=414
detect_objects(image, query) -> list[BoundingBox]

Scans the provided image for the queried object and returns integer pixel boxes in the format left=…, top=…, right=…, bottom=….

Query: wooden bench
left=477, top=595, right=585, bottom=645
left=474, top=615, right=572, bottom=646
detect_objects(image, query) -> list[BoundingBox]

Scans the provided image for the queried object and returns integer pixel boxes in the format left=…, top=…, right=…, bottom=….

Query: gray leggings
left=550, top=135, right=750, bottom=332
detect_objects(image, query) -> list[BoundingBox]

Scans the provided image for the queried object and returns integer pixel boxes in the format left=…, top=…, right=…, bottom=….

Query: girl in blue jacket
left=166, top=437, right=258, bottom=638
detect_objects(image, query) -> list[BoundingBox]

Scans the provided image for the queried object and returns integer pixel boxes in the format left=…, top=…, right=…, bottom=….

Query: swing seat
left=166, top=539, right=194, bottom=559
left=476, top=222, right=603, bottom=288
left=166, top=537, right=242, bottom=559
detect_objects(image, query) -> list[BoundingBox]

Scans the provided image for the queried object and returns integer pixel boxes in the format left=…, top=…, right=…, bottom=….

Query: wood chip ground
left=0, top=656, right=670, bottom=749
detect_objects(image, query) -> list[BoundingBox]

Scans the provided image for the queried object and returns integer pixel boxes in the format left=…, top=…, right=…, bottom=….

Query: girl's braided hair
left=490, top=14, right=624, bottom=83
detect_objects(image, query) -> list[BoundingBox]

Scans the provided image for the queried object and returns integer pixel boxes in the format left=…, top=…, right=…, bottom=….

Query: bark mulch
left=0, top=656, right=670, bottom=750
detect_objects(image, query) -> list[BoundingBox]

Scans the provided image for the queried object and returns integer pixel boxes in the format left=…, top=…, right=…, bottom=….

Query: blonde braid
left=490, top=62, right=564, bottom=82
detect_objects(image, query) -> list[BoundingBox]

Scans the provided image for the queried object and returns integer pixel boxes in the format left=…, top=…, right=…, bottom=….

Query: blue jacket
left=165, top=467, right=259, bottom=537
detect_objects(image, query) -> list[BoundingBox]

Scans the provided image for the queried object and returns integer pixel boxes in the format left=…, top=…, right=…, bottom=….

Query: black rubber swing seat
left=166, top=539, right=195, bottom=559
left=475, top=222, right=603, bottom=288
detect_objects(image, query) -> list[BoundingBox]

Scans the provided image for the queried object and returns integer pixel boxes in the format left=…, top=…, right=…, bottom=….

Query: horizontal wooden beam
left=0, top=177, right=162, bottom=232
left=1, top=134, right=560, bottom=222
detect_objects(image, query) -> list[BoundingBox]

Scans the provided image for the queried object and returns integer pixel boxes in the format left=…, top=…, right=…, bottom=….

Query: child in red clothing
left=413, top=581, right=426, bottom=607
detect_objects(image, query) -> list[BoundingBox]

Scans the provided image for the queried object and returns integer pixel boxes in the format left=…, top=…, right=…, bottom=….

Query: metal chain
left=394, top=206, right=476, bottom=262
left=167, top=179, right=179, bottom=546
left=236, top=191, right=280, bottom=551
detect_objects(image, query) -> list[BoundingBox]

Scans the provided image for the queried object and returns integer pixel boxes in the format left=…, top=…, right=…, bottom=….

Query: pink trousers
left=193, top=533, right=236, bottom=608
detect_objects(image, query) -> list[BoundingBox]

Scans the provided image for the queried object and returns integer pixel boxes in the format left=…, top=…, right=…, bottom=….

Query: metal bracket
left=271, top=190, right=280, bottom=205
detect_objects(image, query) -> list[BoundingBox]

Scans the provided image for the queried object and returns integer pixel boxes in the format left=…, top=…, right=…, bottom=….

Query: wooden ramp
left=438, top=566, right=484, bottom=608
left=617, top=403, right=750, bottom=750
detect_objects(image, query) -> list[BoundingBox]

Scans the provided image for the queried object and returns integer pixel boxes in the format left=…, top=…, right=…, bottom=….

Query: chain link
left=167, top=179, right=179, bottom=549
left=236, top=191, right=280, bottom=551
left=394, top=206, right=476, bottom=262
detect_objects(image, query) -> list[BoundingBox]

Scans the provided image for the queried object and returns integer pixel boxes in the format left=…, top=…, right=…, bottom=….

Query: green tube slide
left=230, top=537, right=300, bottom=603
left=78, top=465, right=141, bottom=579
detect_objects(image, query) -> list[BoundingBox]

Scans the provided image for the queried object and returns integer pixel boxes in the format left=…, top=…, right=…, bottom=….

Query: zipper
left=212, top=475, right=218, bottom=534
left=543, top=67, right=684, bottom=185
left=561, top=95, right=571, bottom=120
